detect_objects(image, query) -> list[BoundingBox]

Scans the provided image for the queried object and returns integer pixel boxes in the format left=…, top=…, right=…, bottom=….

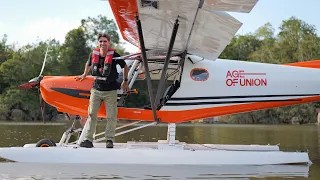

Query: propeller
left=39, top=90, right=46, bottom=124
left=19, top=44, right=51, bottom=123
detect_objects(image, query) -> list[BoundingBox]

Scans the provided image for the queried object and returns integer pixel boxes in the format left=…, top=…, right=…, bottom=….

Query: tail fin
left=285, top=60, right=320, bottom=69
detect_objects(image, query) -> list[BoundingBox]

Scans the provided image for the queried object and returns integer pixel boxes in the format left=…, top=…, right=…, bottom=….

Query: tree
left=0, top=39, right=62, bottom=121
left=80, top=15, right=120, bottom=48
left=219, top=34, right=261, bottom=61
left=278, top=16, right=319, bottom=62
left=254, top=22, right=275, bottom=40
left=59, top=27, right=91, bottom=75
left=249, top=23, right=277, bottom=63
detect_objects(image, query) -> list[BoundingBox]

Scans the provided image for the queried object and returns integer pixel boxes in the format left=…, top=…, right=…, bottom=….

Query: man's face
left=98, top=37, right=110, bottom=50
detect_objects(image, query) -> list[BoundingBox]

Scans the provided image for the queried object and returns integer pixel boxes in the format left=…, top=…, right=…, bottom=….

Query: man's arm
left=123, top=63, right=128, bottom=80
left=115, top=52, right=129, bottom=91
left=82, top=61, right=91, bottom=76
left=75, top=54, right=91, bottom=81
left=121, top=63, right=129, bottom=92
left=84, top=52, right=92, bottom=76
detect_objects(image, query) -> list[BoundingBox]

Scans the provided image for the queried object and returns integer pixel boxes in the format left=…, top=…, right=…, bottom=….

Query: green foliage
left=219, top=34, right=261, bottom=61
left=80, top=15, right=120, bottom=48
left=59, top=27, right=91, bottom=75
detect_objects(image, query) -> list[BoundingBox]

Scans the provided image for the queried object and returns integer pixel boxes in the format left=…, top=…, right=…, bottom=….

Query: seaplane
left=0, top=0, right=316, bottom=165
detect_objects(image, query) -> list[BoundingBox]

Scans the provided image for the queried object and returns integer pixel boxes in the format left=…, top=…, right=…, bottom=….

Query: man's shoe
left=79, top=140, right=93, bottom=148
left=106, top=140, right=113, bottom=148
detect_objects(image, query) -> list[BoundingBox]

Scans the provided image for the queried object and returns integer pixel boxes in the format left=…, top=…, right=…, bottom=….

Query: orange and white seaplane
left=0, top=0, right=316, bottom=165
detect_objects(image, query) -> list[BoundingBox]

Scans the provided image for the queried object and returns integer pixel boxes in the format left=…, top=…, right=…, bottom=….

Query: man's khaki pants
left=85, top=88, right=118, bottom=142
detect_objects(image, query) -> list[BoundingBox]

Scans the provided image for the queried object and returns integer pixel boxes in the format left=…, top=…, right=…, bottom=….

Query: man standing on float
left=75, top=33, right=129, bottom=148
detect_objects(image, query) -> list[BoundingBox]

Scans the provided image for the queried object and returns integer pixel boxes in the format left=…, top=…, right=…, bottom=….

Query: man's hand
left=121, top=81, right=129, bottom=92
left=75, top=74, right=86, bottom=81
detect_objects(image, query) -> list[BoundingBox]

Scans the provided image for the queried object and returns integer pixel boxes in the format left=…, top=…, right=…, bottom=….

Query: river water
left=0, top=122, right=319, bottom=179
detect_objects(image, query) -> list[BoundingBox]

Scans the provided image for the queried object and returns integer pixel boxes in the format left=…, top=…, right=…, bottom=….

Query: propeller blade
left=39, top=90, right=46, bottom=124
left=18, top=81, right=38, bottom=89
left=18, top=76, right=42, bottom=89
left=39, top=45, right=50, bottom=77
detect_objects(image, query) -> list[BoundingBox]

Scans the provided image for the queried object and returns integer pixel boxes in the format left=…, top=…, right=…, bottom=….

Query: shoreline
left=0, top=122, right=66, bottom=126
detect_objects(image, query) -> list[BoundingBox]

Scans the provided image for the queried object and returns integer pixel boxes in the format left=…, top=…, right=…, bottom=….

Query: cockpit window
left=190, top=68, right=209, bottom=81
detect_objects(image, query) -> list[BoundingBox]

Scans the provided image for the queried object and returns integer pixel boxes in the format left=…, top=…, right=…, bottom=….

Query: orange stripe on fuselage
left=55, top=95, right=320, bottom=123
left=285, top=60, right=320, bottom=68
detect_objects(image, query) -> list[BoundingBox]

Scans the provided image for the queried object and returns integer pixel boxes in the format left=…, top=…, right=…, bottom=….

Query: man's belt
left=95, top=77, right=107, bottom=81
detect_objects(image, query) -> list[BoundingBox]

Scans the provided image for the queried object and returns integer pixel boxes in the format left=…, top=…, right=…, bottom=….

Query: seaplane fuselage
left=39, top=55, right=320, bottom=123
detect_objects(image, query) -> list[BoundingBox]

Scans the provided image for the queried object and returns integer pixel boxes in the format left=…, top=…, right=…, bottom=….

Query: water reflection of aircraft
left=0, top=0, right=315, bottom=167
left=0, top=163, right=310, bottom=179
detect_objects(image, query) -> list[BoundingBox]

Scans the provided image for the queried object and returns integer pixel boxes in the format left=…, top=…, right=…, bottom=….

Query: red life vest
left=91, top=48, right=115, bottom=77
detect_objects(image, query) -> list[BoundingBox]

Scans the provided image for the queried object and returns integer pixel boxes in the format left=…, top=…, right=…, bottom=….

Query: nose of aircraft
left=39, top=76, right=55, bottom=92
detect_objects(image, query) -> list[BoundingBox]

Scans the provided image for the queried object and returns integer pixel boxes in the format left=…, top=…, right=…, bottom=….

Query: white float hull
left=0, top=142, right=311, bottom=165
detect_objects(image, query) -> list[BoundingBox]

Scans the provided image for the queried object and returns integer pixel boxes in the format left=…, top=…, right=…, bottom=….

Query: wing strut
left=155, top=17, right=180, bottom=107
left=185, top=0, right=204, bottom=50
left=135, top=13, right=160, bottom=123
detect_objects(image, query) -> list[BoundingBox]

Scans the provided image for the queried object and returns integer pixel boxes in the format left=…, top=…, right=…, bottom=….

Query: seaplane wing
left=109, top=0, right=258, bottom=60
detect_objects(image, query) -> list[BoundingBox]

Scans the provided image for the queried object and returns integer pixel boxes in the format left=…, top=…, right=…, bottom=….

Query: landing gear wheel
left=36, top=139, right=56, bottom=147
